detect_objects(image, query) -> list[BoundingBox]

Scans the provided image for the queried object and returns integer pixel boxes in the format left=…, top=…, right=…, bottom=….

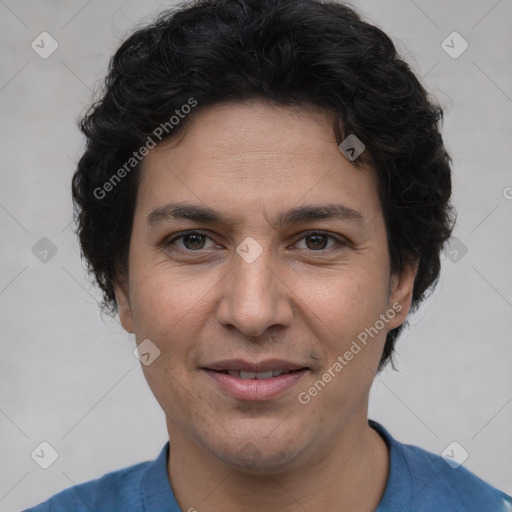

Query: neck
left=166, top=411, right=389, bottom=512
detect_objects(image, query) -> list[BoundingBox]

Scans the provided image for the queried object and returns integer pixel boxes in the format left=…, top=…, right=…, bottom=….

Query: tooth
left=255, top=371, right=274, bottom=380
left=226, top=370, right=294, bottom=379
left=240, top=371, right=257, bottom=379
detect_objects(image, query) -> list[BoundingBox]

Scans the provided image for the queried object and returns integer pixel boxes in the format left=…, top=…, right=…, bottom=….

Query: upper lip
left=204, top=359, right=308, bottom=372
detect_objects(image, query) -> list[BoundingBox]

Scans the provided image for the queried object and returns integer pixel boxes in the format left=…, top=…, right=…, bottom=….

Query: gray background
left=1, top=0, right=511, bottom=510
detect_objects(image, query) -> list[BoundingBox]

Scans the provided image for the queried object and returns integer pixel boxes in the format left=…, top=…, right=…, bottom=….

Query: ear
left=386, top=258, right=419, bottom=330
left=112, top=273, right=134, bottom=333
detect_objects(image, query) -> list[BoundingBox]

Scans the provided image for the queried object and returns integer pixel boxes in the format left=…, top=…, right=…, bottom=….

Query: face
left=114, top=101, right=416, bottom=472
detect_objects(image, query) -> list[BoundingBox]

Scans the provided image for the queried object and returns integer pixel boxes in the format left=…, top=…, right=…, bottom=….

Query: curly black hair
left=72, top=0, right=455, bottom=371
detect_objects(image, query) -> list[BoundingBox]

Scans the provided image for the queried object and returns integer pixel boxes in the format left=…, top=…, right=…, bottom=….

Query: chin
left=209, top=428, right=310, bottom=474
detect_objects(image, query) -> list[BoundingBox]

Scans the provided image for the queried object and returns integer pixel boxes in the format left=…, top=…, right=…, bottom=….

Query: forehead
left=146, top=101, right=346, bottom=171
left=136, top=101, right=381, bottom=223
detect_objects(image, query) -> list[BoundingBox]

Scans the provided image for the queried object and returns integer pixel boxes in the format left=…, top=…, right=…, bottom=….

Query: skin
left=113, top=100, right=418, bottom=512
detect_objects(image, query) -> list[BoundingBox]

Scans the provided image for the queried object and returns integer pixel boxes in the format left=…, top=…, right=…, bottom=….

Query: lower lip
left=203, top=369, right=307, bottom=401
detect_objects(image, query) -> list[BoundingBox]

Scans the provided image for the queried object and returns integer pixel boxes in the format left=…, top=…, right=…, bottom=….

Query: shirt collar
left=370, top=419, right=413, bottom=511
left=142, top=442, right=181, bottom=511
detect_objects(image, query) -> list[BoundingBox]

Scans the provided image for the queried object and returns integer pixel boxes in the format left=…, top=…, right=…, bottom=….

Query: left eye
left=295, top=232, right=340, bottom=251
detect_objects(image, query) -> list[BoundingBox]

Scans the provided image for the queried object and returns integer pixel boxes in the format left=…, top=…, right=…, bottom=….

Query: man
left=25, top=0, right=512, bottom=510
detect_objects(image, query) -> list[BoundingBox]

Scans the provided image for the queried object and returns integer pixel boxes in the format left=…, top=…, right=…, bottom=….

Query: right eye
left=166, top=230, right=218, bottom=251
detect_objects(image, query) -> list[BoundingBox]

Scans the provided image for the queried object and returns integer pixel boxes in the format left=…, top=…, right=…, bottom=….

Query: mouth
left=202, top=360, right=309, bottom=401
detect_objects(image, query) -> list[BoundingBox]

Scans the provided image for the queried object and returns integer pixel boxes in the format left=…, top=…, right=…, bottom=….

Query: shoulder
left=400, top=441, right=511, bottom=510
left=22, top=459, right=151, bottom=512
left=371, top=421, right=512, bottom=512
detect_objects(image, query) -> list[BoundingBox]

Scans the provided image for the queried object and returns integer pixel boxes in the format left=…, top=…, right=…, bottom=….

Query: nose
left=215, top=247, right=294, bottom=338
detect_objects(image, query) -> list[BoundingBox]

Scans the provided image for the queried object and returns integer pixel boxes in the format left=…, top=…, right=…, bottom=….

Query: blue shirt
left=24, top=421, right=512, bottom=511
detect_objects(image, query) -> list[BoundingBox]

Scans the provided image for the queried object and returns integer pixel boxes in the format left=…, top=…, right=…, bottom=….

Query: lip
left=203, top=367, right=308, bottom=401
left=204, top=359, right=307, bottom=373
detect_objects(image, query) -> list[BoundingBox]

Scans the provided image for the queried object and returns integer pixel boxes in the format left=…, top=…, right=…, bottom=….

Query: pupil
left=307, top=234, right=327, bottom=250
left=184, top=234, right=205, bottom=250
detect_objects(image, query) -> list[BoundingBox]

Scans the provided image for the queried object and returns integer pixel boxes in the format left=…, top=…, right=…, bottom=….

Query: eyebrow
left=146, top=202, right=365, bottom=228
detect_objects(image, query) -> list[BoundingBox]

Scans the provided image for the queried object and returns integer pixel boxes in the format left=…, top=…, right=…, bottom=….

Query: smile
left=203, top=367, right=308, bottom=401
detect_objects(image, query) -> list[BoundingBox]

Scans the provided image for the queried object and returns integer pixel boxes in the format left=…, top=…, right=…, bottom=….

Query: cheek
left=300, top=266, right=390, bottom=336
left=297, top=274, right=391, bottom=391
left=129, top=257, right=213, bottom=333
left=129, top=268, right=205, bottom=405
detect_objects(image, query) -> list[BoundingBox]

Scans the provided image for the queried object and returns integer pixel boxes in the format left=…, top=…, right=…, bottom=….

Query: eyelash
left=165, top=230, right=346, bottom=252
